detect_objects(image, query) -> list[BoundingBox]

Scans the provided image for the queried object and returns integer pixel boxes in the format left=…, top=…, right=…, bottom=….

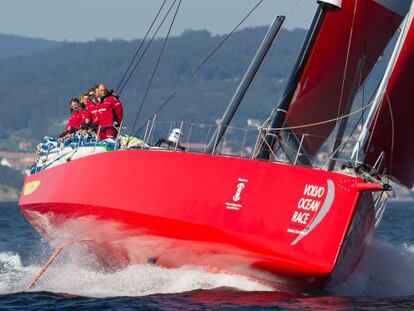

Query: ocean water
left=0, top=201, right=413, bottom=310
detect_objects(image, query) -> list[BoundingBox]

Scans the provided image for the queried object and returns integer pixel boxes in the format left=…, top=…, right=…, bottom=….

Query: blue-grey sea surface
left=0, top=201, right=413, bottom=310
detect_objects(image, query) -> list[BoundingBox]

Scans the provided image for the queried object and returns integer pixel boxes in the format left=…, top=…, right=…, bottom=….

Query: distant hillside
left=0, top=34, right=59, bottom=60
left=0, top=27, right=307, bottom=140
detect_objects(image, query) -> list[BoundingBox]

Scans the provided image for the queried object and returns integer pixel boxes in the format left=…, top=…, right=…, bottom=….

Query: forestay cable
left=116, top=0, right=168, bottom=94
left=118, top=0, right=180, bottom=95
left=129, top=0, right=182, bottom=136
left=133, top=0, right=266, bottom=137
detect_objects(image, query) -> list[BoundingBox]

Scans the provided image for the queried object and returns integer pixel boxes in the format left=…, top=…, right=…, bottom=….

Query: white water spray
left=0, top=246, right=271, bottom=297
left=2, top=238, right=414, bottom=298
left=328, top=241, right=414, bottom=297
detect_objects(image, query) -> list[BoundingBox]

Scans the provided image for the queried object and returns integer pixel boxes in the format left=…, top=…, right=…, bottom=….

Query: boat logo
left=288, top=179, right=335, bottom=245
left=226, top=178, right=248, bottom=210
left=23, top=180, right=41, bottom=196
left=233, top=183, right=245, bottom=202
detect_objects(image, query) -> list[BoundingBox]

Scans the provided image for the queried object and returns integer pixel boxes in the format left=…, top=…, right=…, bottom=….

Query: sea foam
left=0, top=246, right=271, bottom=297
left=328, top=241, right=414, bottom=297
left=1, top=240, right=414, bottom=298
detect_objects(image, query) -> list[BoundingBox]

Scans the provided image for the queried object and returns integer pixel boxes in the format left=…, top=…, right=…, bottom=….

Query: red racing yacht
left=19, top=0, right=414, bottom=291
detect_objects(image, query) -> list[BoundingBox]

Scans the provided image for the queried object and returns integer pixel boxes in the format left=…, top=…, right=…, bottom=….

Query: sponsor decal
left=226, top=178, right=248, bottom=210
left=287, top=179, right=335, bottom=245
left=23, top=180, right=41, bottom=196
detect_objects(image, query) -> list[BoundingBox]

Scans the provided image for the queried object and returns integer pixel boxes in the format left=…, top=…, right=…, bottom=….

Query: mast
left=257, top=1, right=338, bottom=160
left=206, top=15, right=285, bottom=154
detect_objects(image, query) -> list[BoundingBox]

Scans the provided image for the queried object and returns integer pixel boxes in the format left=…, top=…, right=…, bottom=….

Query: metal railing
left=137, top=120, right=259, bottom=158
left=129, top=120, right=363, bottom=170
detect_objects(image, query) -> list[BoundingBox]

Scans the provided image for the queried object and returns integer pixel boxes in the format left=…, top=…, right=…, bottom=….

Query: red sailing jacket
left=82, top=100, right=99, bottom=125
left=111, top=96, right=124, bottom=124
left=97, top=95, right=124, bottom=128
left=65, top=110, right=84, bottom=132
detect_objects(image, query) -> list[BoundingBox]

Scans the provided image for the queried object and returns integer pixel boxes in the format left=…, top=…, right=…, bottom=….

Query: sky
left=0, top=0, right=317, bottom=42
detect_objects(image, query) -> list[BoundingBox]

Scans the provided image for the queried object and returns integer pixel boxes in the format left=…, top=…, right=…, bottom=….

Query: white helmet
left=168, top=128, right=183, bottom=144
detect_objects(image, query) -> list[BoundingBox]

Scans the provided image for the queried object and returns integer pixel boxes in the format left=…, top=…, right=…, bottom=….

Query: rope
left=253, top=128, right=278, bottom=160
left=254, top=93, right=375, bottom=161
left=329, top=80, right=381, bottom=165
left=129, top=0, right=182, bottom=137
left=133, top=0, right=265, bottom=137
left=327, top=115, right=361, bottom=166
left=263, top=98, right=376, bottom=132
left=117, top=0, right=179, bottom=95
left=27, top=238, right=95, bottom=290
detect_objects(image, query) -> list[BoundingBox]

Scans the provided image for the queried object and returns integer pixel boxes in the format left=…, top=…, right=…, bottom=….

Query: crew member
left=79, top=92, right=88, bottom=110
left=96, top=83, right=124, bottom=140
left=81, top=86, right=100, bottom=132
left=59, top=98, right=83, bottom=138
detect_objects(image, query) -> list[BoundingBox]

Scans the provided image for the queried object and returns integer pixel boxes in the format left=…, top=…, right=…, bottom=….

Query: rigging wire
left=129, top=0, right=182, bottom=136
left=361, top=0, right=368, bottom=126
left=325, top=0, right=402, bottom=165
left=348, top=22, right=407, bottom=163
left=329, top=64, right=369, bottom=163
left=331, top=0, right=359, bottom=145
left=253, top=92, right=374, bottom=164
left=269, top=99, right=377, bottom=131
left=133, top=0, right=265, bottom=137
left=115, top=0, right=168, bottom=94
left=253, top=84, right=383, bottom=158
left=330, top=85, right=379, bottom=163
left=285, top=0, right=302, bottom=27
left=279, top=59, right=384, bottom=167
left=324, top=108, right=371, bottom=170
left=338, top=34, right=403, bottom=163
left=117, top=0, right=179, bottom=96
left=385, top=93, right=395, bottom=175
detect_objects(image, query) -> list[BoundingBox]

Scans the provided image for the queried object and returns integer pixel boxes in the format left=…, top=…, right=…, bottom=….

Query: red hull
left=19, top=150, right=378, bottom=291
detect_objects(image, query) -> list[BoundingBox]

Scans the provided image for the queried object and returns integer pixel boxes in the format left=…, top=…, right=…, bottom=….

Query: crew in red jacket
left=96, top=83, right=124, bottom=140
left=84, top=99, right=99, bottom=124
left=59, top=98, right=83, bottom=138
left=81, top=88, right=100, bottom=129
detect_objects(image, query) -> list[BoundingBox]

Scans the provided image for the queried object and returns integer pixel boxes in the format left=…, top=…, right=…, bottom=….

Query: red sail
left=364, top=10, right=414, bottom=187
left=284, top=0, right=407, bottom=157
